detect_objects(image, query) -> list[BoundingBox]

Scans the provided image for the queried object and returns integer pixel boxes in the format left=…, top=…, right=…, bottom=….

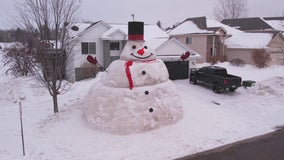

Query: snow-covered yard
left=1, top=52, right=284, bottom=159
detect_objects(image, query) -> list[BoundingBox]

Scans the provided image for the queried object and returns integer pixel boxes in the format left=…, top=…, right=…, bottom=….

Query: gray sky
left=0, top=0, right=283, bottom=29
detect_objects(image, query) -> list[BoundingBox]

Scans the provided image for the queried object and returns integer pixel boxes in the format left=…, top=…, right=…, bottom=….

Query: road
left=176, top=128, right=284, bottom=160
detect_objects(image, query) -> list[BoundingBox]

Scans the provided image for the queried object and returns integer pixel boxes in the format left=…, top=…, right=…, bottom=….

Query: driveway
left=176, top=128, right=284, bottom=160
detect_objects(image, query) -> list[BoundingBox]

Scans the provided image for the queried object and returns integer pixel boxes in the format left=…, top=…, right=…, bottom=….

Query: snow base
left=82, top=75, right=183, bottom=135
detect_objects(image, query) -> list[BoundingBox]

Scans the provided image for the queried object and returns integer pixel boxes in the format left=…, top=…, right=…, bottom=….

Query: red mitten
left=181, top=51, right=190, bottom=61
left=87, top=55, right=97, bottom=65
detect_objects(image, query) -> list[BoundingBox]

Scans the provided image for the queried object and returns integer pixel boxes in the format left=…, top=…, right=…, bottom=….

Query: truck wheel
left=213, top=85, right=221, bottom=93
left=190, top=78, right=197, bottom=84
left=229, top=88, right=236, bottom=92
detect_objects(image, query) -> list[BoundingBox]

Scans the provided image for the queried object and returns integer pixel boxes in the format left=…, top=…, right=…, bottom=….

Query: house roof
left=156, top=38, right=200, bottom=56
left=66, top=21, right=170, bottom=50
left=155, top=38, right=201, bottom=61
left=263, top=17, right=284, bottom=20
left=196, top=17, right=274, bottom=49
left=183, top=17, right=207, bottom=29
left=263, top=17, right=284, bottom=31
left=66, top=21, right=101, bottom=39
left=221, top=17, right=274, bottom=31
left=169, top=16, right=229, bottom=36
left=168, top=21, right=212, bottom=35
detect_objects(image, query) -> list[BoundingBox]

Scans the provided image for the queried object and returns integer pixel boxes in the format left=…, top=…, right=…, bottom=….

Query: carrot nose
left=137, top=48, right=144, bottom=55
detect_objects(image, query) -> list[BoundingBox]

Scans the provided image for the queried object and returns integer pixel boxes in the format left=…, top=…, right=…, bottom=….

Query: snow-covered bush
left=230, top=58, right=245, bottom=66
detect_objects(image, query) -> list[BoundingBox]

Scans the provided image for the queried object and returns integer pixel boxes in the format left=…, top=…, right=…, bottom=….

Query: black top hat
left=128, top=21, right=144, bottom=40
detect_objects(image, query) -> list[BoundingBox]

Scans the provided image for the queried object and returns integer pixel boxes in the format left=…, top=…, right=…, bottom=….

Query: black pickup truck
left=190, top=66, right=242, bottom=93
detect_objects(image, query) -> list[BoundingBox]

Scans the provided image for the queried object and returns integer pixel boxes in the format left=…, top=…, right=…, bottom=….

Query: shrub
left=251, top=49, right=271, bottom=68
left=1, top=43, right=35, bottom=77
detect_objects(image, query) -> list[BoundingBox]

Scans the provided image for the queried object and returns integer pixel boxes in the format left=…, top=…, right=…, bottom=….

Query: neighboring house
left=65, top=21, right=200, bottom=82
left=168, top=17, right=231, bottom=63
left=221, top=17, right=284, bottom=65
left=169, top=16, right=284, bottom=66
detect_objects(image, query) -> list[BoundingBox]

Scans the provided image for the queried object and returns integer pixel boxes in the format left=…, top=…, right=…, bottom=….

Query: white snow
left=102, top=59, right=169, bottom=88
left=263, top=19, right=284, bottom=31
left=168, top=21, right=212, bottom=35
left=1, top=50, right=284, bottom=159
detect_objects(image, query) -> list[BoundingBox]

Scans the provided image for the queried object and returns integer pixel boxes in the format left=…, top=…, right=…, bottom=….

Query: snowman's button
left=145, top=91, right=149, bottom=95
left=149, top=108, right=154, bottom=113
left=142, top=71, right=146, bottom=75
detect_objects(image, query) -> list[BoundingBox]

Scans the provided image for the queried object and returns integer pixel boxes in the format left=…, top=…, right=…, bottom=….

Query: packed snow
left=1, top=51, right=284, bottom=160
left=83, top=37, right=183, bottom=135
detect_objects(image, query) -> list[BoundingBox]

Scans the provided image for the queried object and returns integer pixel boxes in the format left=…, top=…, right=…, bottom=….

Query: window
left=81, top=42, right=96, bottom=54
left=186, top=37, right=192, bottom=44
left=110, top=42, right=120, bottom=50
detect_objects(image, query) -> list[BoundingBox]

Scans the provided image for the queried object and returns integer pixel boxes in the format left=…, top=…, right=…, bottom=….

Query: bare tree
left=214, top=0, right=248, bottom=21
left=14, top=0, right=80, bottom=113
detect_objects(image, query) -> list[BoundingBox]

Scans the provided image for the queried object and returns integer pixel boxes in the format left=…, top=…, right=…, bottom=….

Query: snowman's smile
left=130, top=53, right=153, bottom=59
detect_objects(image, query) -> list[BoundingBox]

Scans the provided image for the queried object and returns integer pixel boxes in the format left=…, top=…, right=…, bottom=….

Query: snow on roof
left=263, top=19, right=284, bottom=31
left=66, top=22, right=99, bottom=39
left=67, top=21, right=169, bottom=49
left=107, top=23, right=169, bottom=49
left=144, top=24, right=169, bottom=49
left=156, top=38, right=200, bottom=56
left=168, top=21, right=212, bottom=36
left=207, top=18, right=273, bottom=49
left=100, top=23, right=128, bottom=40
left=225, top=32, right=273, bottom=49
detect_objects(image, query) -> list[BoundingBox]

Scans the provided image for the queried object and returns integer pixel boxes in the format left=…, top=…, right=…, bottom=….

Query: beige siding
left=226, top=48, right=255, bottom=65
left=267, top=34, right=284, bottom=65
left=174, top=35, right=207, bottom=63
left=268, top=34, right=284, bottom=49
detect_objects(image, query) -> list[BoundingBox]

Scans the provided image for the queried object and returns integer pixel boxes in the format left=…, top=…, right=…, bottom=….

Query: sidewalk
left=176, top=128, right=284, bottom=160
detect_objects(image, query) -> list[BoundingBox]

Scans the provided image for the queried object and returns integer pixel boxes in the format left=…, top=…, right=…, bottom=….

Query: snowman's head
left=120, top=40, right=156, bottom=61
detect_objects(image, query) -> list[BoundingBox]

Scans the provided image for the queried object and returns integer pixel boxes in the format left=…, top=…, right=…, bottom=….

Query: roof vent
left=71, top=26, right=79, bottom=31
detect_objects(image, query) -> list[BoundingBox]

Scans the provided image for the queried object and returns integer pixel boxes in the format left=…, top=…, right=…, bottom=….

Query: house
left=221, top=17, right=284, bottom=65
left=168, top=17, right=231, bottom=63
left=64, top=21, right=200, bottom=82
left=169, top=16, right=284, bottom=66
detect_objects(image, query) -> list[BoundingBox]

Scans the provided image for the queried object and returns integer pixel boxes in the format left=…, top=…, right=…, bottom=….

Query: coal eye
left=132, top=45, right=136, bottom=49
left=144, top=46, right=148, bottom=49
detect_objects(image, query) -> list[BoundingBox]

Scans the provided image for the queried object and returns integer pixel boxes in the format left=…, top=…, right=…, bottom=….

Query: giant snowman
left=82, top=21, right=183, bottom=135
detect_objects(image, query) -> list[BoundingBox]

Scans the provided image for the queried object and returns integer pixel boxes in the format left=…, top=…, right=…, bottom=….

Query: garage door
left=164, top=61, right=188, bottom=80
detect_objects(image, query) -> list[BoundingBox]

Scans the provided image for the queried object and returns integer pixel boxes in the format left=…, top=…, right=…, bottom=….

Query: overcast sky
left=0, top=0, right=283, bottom=29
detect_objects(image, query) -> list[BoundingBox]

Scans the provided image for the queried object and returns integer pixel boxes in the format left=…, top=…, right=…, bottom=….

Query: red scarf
left=124, top=60, right=156, bottom=90
left=125, top=61, right=134, bottom=89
